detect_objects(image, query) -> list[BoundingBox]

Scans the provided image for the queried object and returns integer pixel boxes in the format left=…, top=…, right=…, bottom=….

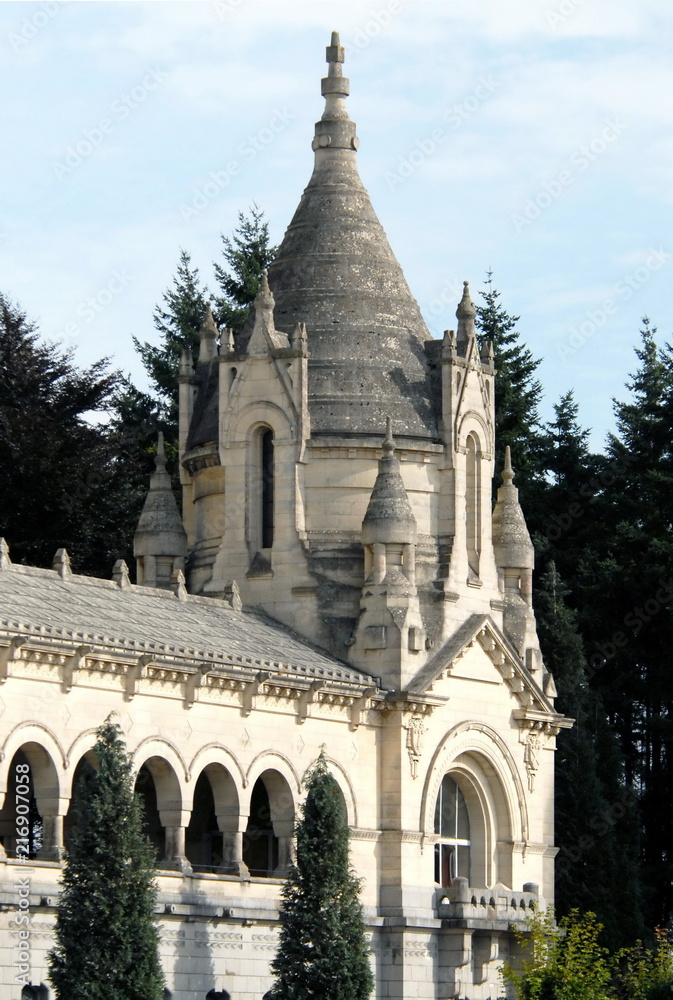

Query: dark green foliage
left=213, top=205, right=277, bottom=333
left=534, top=564, right=645, bottom=948
left=475, top=273, right=544, bottom=496
left=271, top=753, right=373, bottom=1000
left=49, top=718, right=164, bottom=1000
left=570, top=322, right=673, bottom=929
left=0, top=292, right=131, bottom=576
left=134, top=247, right=210, bottom=421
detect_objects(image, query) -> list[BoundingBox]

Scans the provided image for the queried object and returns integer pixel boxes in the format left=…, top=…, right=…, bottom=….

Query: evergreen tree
left=0, top=292, right=128, bottom=575
left=49, top=718, right=164, bottom=1000
left=475, top=273, right=544, bottom=496
left=534, top=563, right=645, bottom=949
left=532, top=391, right=605, bottom=578
left=214, top=205, right=277, bottom=332
left=271, top=753, right=373, bottom=1000
left=134, top=247, right=210, bottom=421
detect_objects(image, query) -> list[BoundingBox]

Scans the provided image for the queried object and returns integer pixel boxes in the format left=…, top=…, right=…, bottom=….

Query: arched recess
left=227, top=400, right=294, bottom=447
left=186, top=762, right=240, bottom=873
left=456, top=410, right=493, bottom=458
left=420, top=723, right=528, bottom=890
left=302, top=757, right=358, bottom=829
left=465, top=431, right=482, bottom=578
left=0, top=731, right=63, bottom=862
left=63, top=748, right=99, bottom=853
left=243, top=767, right=295, bottom=878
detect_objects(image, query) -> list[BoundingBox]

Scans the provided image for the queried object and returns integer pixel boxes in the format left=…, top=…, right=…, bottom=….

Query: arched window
left=465, top=433, right=481, bottom=578
left=261, top=428, right=274, bottom=549
left=434, top=775, right=471, bottom=887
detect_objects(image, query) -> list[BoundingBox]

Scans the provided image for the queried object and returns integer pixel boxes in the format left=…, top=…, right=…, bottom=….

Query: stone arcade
left=0, top=33, right=570, bottom=1000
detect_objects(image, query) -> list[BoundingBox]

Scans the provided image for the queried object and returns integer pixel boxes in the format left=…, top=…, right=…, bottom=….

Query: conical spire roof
left=134, top=433, right=188, bottom=558
left=491, top=447, right=534, bottom=570
left=266, top=32, right=437, bottom=444
left=362, top=419, right=417, bottom=545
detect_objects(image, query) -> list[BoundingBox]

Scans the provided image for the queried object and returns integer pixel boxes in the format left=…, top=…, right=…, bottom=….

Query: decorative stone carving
left=404, top=713, right=426, bottom=778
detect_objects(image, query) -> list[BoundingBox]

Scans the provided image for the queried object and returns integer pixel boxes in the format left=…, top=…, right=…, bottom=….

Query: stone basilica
left=0, top=33, right=569, bottom=1000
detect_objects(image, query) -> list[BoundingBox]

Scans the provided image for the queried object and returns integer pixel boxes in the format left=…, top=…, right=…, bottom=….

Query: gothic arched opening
left=243, top=777, right=278, bottom=876
left=0, top=749, right=43, bottom=860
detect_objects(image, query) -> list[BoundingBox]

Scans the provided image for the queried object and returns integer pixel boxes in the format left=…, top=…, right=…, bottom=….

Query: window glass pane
left=456, top=785, right=470, bottom=840
left=435, top=775, right=458, bottom=836
left=456, top=844, right=470, bottom=881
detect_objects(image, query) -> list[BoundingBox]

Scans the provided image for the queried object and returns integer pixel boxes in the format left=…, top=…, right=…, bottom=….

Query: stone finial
left=53, top=548, right=72, bottom=580
left=254, top=271, right=275, bottom=314
left=480, top=338, right=494, bottom=367
left=0, top=538, right=11, bottom=570
left=112, top=559, right=131, bottom=590
left=291, top=322, right=308, bottom=350
left=456, top=280, right=476, bottom=352
left=442, top=329, right=457, bottom=359
left=321, top=30, right=350, bottom=121
left=225, top=327, right=236, bottom=353
left=179, top=347, right=194, bottom=379
left=197, top=304, right=219, bottom=363
left=502, top=445, right=514, bottom=485
left=224, top=580, right=242, bottom=612
left=171, top=569, right=188, bottom=601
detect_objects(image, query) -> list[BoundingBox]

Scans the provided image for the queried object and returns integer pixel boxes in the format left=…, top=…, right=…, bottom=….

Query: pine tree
left=534, top=563, right=645, bottom=949
left=49, top=718, right=164, bottom=1000
left=0, top=292, right=126, bottom=575
left=475, top=272, right=544, bottom=495
left=271, top=753, right=373, bottom=1000
left=134, top=247, right=211, bottom=421
left=214, top=205, right=277, bottom=332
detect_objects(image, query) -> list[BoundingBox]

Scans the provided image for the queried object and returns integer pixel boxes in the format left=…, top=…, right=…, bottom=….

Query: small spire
left=502, top=445, right=514, bottom=485
left=197, top=304, right=219, bottom=363
left=321, top=30, right=349, bottom=121
left=456, top=281, right=476, bottom=352
left=254, top=270, right=275, bottom=313
left=53, top=548, right=72, bottom=580
left=313, top=31, right=358, bottom=154
left=383, top=416, right=395, bottom=456
left=179, top=347, right=193, bottom=379
left=155, top=431, right=166, bottom=472
left=112, top=559, right=131, bottom=590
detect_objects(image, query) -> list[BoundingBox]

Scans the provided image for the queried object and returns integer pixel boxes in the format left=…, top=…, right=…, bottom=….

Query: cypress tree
left=271, top=753, right=373, bottom=1000
left=49, top=718, right=164, bottom=1000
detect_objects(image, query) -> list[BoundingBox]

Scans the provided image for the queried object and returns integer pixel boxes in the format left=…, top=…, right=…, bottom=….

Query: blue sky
left=1, top=0, right=670, bottom=451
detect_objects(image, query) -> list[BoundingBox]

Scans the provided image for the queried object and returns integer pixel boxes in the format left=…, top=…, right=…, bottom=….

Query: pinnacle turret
left=134, top=432, right=187, bottom=589
left=312, top=30, right=358, bottom=153
left=362, top=418, right=417, bottom=547
left=456, top=281, right=477, bottom=353
left=492, top=447, right=534, bottom=571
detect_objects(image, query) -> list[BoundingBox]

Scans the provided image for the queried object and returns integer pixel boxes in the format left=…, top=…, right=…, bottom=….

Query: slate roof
left=0, top=561, right=375, bottom=687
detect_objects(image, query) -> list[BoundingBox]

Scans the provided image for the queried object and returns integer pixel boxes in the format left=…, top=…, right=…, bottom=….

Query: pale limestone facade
left=0, top=33, right=569, bottom=1000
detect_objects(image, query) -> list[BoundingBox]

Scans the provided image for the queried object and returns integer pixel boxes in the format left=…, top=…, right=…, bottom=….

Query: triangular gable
left=407, top=613, right=560, bottom=720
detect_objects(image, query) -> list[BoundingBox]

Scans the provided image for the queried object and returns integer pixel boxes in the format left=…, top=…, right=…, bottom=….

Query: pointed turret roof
left=266, top=32, right=437, bottom=444
left=491, top=447, right=534, bottom=570
left=455, top=281, right=477, bottom=354
left=362, top=419, right=417, bottom=545
left=134, top=433, right=188, bottom=560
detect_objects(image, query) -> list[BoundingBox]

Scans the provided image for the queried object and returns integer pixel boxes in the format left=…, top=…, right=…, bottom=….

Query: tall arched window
left=261, top=428, right=274, bottom=549
left=434, top=774, right=471, bottom=887
left=465, top=433, right=481, bottom=578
